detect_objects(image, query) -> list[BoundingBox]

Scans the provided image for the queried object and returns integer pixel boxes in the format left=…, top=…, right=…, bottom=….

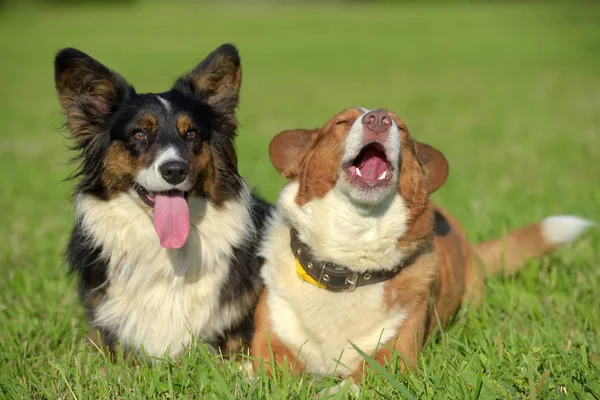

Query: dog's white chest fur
left=260, top=183, right=410, bottom=376
left=76, top=189, right=252, bottom=357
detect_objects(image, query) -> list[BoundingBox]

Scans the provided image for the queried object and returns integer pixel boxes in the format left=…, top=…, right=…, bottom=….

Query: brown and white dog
left=251, top=107, right=592, bottom=388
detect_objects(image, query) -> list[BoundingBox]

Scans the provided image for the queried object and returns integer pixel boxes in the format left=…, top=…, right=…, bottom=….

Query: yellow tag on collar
left=296, top=258, right=326, bottom=289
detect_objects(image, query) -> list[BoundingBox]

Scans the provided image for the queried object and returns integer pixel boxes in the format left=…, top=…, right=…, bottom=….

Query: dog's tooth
left=148, top=191, right=155, bottom=196
left=378, top=171, right=387, bottom=180
left=356, top=168, right=363, bottom=177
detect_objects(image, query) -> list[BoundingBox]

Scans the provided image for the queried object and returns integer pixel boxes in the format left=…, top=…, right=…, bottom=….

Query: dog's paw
left=238, top=359, right=255, bottom=378
left=314, top=380, right=360, bottom=399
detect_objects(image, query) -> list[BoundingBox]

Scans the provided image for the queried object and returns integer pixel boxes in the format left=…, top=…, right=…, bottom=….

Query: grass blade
left=349, top=343, right=415, bottom=400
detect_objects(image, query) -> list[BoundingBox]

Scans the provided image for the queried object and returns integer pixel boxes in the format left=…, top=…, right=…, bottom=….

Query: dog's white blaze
left=342, top=109, right=370, bottom=165
left=259, top=181, right=410, bottom=376
left=76, top=185, right=254, bottom=357
left=157, top=95, right=171, bottom=111
left=135, top=146, right=192, bottom=192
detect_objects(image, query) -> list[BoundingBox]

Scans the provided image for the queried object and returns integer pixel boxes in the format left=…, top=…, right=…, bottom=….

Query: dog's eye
left=133, top=131, right=148, bottom=141
left=186, top=130, right=197, bottom=140
left=335, top=120, right=351, bottom=126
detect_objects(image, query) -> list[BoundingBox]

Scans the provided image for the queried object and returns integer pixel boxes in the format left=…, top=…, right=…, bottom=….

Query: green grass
left=1, top=1, right=599, bottom=398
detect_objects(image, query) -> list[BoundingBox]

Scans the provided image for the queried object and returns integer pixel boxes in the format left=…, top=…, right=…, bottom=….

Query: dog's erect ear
left=416, top=142, right=449, bottom=193
left=173, top=44, right=241, bottom=120
left=55, top=48, right=134, bottom=147
left=269, top=129, right=318, bottom=179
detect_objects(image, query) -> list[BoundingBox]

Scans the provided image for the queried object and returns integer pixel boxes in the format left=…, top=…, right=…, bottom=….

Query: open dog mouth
left=344, top=142, right=394, bottom=188
left=135, top=185, right=191, bottom=207
left=134, top=185, right=192, bottom=250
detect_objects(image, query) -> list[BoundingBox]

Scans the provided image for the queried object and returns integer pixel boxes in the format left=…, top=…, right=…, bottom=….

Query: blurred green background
left=1, top=0, right=599, bottom=398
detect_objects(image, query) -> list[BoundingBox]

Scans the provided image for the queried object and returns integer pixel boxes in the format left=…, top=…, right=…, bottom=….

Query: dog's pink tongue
left=153, top=192, right=190, bottom=249
left=357, top=147, right=388, bottom=181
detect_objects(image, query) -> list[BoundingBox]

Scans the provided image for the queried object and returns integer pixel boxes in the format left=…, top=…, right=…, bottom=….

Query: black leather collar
left=290, top=228, right=425, bottom=292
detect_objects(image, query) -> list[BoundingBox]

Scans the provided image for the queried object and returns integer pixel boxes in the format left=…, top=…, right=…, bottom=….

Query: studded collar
left=290, top=228, right=424, bottom=292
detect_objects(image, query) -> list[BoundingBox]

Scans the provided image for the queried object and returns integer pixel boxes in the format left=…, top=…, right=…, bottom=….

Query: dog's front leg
left=251, top=289, right=305, bottom=377
left=86, top=328, right=134, bottom=363
left=351, top=295, right=429, bottom=382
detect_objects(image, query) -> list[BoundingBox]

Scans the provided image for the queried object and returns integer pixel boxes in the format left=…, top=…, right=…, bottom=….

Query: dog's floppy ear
left=55, top=48, right=134, bottom=147
left=269, top=129, right=318, bottom=179
left=174, top=44, right=241, bottom=121
left=416, top=142, right=449, bottom=192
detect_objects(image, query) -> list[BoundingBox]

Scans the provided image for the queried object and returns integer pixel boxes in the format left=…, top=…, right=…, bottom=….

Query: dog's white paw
left=238, top=359, right=255, bottom=378
left=315, top=380, right=360, bottom=399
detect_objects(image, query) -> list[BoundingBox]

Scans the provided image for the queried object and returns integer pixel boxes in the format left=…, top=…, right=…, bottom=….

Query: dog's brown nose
left=362, top=109, right=392, bottom=133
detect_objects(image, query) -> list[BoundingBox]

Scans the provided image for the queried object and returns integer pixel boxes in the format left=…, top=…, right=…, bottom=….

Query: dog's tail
left=474, top=216, right=593, bottom=277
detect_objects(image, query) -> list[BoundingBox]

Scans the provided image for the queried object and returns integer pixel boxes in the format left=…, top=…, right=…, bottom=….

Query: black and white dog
left=55, top=44, right=271, bottom=358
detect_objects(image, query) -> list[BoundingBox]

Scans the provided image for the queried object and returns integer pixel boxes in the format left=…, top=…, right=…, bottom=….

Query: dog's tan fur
left=251, top=107, right=591, bottom=381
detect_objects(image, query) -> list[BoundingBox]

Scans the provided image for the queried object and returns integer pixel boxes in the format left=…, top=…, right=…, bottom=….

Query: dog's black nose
left=160, top=161, right=189, bottom=185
